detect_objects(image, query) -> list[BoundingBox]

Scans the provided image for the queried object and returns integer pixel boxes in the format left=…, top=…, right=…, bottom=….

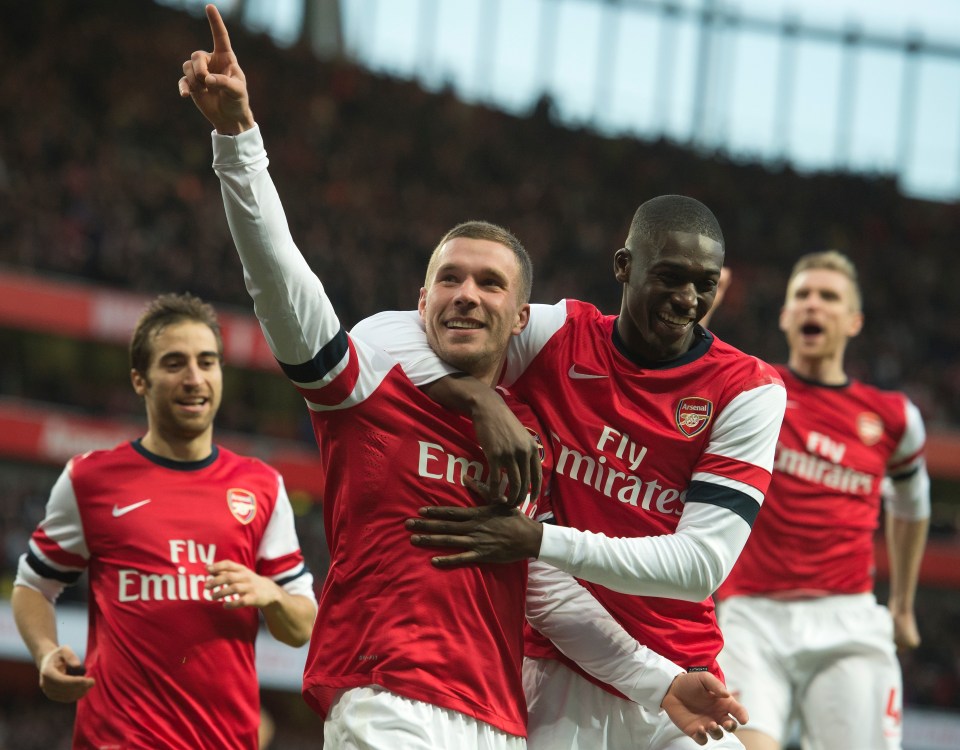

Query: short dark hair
left=425, top=220, right=533, bottom=303
left=130, top=292, right=223, bottom=374
left=625, top=195, right=724, bottom=253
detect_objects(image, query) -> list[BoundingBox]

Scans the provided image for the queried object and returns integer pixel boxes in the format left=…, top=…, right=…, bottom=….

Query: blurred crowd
left=1, top=0, right=958, bottom=426
left=0, top=0, right=958, bottom=738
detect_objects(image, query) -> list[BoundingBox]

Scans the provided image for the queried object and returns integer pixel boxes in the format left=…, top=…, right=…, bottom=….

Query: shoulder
left=215, top=445, right=281, bottom=479
left=707, top=335, right=784, bottom=390
left=68, top=441, right=138, bottom=475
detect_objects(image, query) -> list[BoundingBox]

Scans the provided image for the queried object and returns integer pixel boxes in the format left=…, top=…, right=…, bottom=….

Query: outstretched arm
left=527, top=561, right=746, bottom=744
left=12, top=585, right=95, bottom=702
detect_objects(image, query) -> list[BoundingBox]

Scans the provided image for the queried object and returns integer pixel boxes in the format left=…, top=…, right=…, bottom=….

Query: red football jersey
left=504, top=301, right=784, bottom=683
left=18, top=442, right=312, bottom=750
left=296, top=339, right=551, bottom=738
left=720, top=365, right=926, bottom=597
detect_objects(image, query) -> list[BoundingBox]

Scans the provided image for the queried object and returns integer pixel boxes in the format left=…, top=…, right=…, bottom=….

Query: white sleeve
left=526, top=559, right=683, bottom=709
left=884, top=400, right=931, bottom=521
left=349, top=302, right=567, bottom=387
left=351, top=310, right=458, bottom=385
left=501, top=301, right=568, bottom=386
left=257, top=475, right=317, bottom=601
left=537, top=502, right=751, bottom=601
left=15, top=464, right=88, bottom=603
left=212, top=125, right=342, bottom=367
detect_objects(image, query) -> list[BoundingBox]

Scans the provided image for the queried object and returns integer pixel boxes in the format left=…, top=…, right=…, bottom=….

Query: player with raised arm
left=356, top=197, right=786, bottom=749
left=178, top=5, right=748, bottom=748
left=12, top=293, right=318, bottom=749
left=713, top=252, right=930, bottom=750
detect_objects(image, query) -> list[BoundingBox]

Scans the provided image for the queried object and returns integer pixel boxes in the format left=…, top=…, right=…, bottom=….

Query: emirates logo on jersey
left=675, top=397, right=713, bottom=438
left=857, top=412, right=884, bottom=446
left=227, top=488, right=257, bottom=525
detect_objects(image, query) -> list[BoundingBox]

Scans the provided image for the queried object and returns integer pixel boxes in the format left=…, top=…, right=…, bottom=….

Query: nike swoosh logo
left=568, top=364, right=608, bottom=380
left=112, top=499, right=152, bottom=517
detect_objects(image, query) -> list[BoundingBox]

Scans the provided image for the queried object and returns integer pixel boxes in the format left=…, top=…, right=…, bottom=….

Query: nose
left=453, top=278, right=480, bottom=306
left=182, top=360, right=204, bottom=386
left=672, top=282, right=697, bottom=311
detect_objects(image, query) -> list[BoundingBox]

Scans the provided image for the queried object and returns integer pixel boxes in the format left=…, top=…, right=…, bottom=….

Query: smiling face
left=131, top=320, right=223, bottom=456
left=418, top=236, right=530, bottom=384
left=780, top=267, right=863, bottom=381
left=615, top=230, right=724, bottom=361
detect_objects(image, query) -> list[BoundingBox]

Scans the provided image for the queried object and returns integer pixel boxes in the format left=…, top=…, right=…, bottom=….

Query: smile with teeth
left=446, top=320, right=484, bottom=330
left=657, top=312, right=693, bottom=328
left=178, top=398, right=208, bottom=410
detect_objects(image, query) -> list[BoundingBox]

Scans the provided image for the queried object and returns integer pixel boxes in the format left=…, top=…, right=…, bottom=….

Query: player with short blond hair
left=715, top=250, right=930, bottom=750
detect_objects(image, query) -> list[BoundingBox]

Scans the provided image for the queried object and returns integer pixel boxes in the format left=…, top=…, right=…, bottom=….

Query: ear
left=417, top=287, right=427, bottom=319
left=131, top=368, right=147, bottom=397
left=512, top=303, right=530, bottom=336
left=778, top=306, right=789, bottom=334
left=614, top=248, right=631, bottom=283
left=846, top=311, right=864, bottom=338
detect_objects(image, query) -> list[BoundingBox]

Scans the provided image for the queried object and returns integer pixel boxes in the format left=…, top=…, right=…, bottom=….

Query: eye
left=698, top=279, right=718, bottom=294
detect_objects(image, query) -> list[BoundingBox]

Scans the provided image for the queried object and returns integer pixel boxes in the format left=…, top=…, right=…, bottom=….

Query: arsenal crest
left=856, top=412, right=884, bottom=446
left=227, top=488, right=257, bottom=525
left=675, top=397, right=713, bottom=438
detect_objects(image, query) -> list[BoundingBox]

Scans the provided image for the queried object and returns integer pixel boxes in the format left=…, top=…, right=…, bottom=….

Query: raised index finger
left=206, top=3, right=232, bottom=52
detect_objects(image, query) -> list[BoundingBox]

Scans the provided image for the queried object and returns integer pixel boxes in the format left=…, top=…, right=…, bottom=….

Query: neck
left=787, top=352, right=847, bottom=385
left=140, top=430, right=213, bottom=462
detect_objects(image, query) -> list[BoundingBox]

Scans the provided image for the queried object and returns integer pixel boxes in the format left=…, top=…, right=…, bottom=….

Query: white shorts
left=324, top=686, right=526, bottom=750
left=717, top=594, right=902, bottom=750
left=522, top=657, right=744, bottom=750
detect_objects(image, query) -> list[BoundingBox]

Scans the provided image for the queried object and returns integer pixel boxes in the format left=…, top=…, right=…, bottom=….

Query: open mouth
left=177, top=397, right=209, bottom=412
left=445, top=319, right=484, bottom=330
left=800, top=322, right=824, bottom=335
left=657, top=312, right=694, bottom=330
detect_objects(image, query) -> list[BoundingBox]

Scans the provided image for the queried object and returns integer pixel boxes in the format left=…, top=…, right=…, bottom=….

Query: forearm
left=11, top=585, right=60, bottom=667
left=262, top=591, right=318, bottom=647
left=538, top=503, right=749, bottom=600
left=213, top=126, right=339, bottom=364
left=422, top=373, right=499, bottom=417
left=526, top=560, right=682, bottom=709
left=886, top=514, right=929, bottom=615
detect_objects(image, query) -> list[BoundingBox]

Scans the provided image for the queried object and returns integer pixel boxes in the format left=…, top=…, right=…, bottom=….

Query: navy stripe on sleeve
left=889, top=465, right=920, bottom=482
left=685, top=479, right=760, bottom=527
left=279, top=327, right=349, bottom=383
left=26, top=550, right=83, bottom=585
left=275, top=566, right=311, bottom=588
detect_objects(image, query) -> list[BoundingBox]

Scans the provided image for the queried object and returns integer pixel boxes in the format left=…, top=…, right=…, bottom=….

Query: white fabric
left=883, top=400, right=931, bottom=521
left=526, top=560, right=683, bottom=710
left=324, top=686, right=526, bottom=750
left=522, top=658, right=744, bottom=750
left=717, top=594, right=903, bottom=750
left=538, top=503, right=750, bottom=601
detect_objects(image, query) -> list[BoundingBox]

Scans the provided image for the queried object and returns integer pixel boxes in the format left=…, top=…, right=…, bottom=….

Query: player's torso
left=303, top=367, right=550, bottom=736
left=74, top=445, right=271, bottom=608
left=69, top=443, right=271, bottom=748
left=513, top=305, right=757, bottom=672
left=727, top=367, right=907, bottom=595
